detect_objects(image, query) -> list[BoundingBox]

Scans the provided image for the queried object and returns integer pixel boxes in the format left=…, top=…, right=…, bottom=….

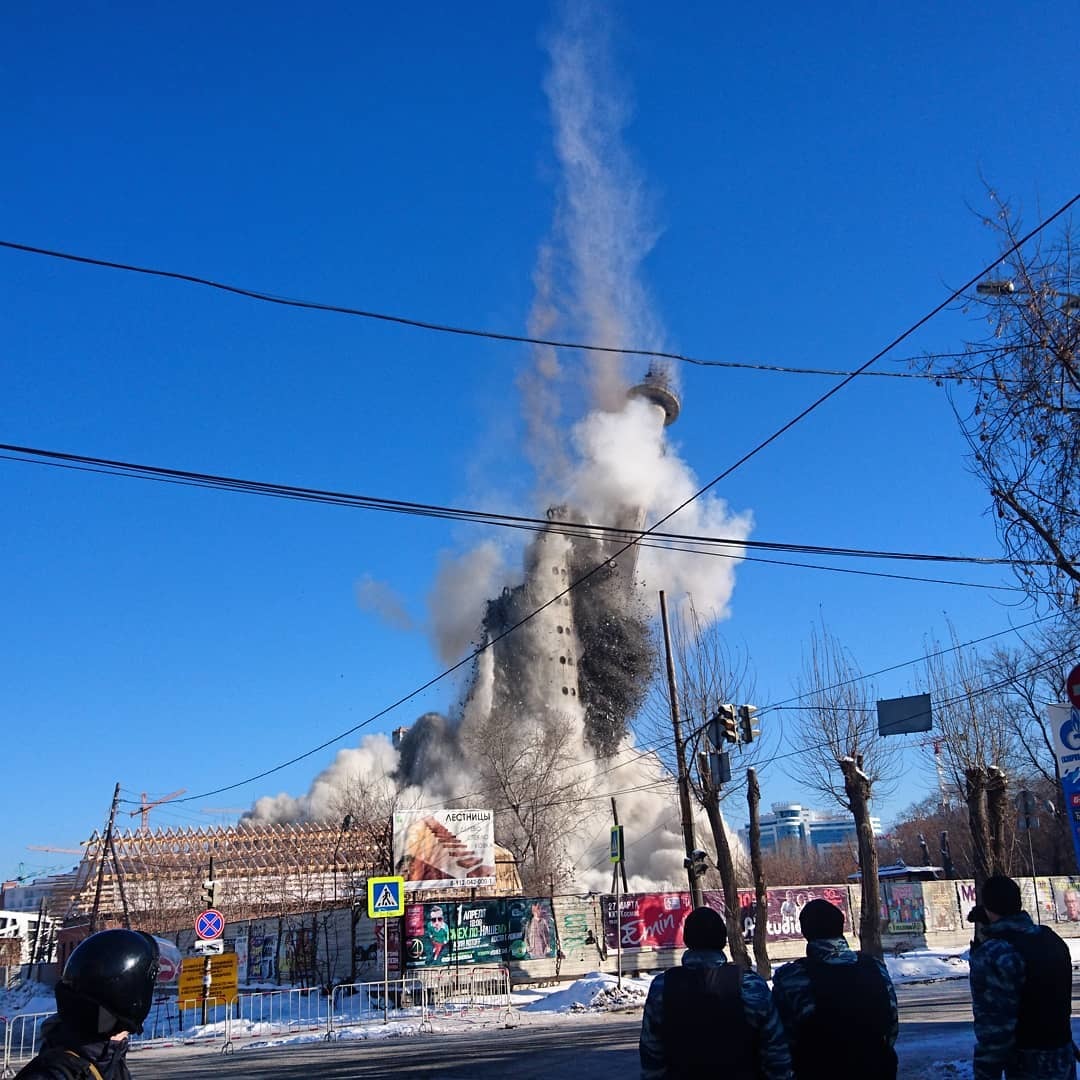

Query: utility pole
left=89, top=783, right=121, bottom=933
left=659, top=590, right=703, bottom=907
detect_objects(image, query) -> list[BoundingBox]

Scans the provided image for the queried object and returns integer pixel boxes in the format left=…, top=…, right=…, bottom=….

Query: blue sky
left=3, top=2, right=1078, bottom=884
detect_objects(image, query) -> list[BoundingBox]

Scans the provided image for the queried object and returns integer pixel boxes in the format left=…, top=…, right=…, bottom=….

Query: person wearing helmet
left=16, top=928, right=159, bottom=1080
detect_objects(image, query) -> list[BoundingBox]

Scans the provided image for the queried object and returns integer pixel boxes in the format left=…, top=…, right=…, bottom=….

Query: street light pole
left=977, top=279, right=1080, bottom=312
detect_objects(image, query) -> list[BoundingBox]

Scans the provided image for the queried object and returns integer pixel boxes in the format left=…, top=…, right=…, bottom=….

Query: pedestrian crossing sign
left=367, top=875, right=406, bottom=918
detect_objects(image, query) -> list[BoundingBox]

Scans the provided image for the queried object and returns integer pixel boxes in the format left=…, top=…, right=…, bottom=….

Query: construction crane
left=26, top=845, right=83, bottom=854
left=129, top=790, right=187, bottom=831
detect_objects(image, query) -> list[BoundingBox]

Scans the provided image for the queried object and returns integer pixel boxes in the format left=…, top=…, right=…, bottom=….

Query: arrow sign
left=367, top=875, right=405, bottom=918
left=195, top=909, right=225, bottom=940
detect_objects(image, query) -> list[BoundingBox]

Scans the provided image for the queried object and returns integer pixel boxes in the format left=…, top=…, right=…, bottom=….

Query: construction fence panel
left=417, top=965, right=511, bottom=1027
left=233, top=987, right=325, bottom=1045
left=329, top=978, right=427, bottom=1034
left=1, top=1010, right=51, bottom=1076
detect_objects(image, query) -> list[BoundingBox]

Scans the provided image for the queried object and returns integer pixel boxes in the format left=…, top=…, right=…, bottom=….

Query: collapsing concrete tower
left=471, top=367, right=680, bottom=758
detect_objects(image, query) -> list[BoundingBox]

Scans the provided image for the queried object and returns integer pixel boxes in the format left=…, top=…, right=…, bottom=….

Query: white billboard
left=392, top=809, right=496, bottom=890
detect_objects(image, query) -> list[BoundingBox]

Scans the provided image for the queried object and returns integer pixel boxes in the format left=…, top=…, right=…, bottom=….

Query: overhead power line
left=32, top=192, right=1080, bottom=806
left=0, top=441, right=1035, bottom=568
left=0, top=237, right=1037, bottom=380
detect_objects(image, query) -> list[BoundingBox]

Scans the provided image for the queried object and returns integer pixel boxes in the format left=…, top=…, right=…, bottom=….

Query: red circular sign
left=1069, top=664, right=1080, bottom=710
left=195, top=909, right=225, bottom=940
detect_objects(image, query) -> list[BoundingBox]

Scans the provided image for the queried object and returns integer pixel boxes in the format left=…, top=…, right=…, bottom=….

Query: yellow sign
left=178, top=952, right=239, bottom=1003
left=367, top=875, right=405, bottom=918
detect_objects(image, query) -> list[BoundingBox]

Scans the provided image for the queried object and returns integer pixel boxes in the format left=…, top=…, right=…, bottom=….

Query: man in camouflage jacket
left=772, top=898, right=898, bottom=1078
left=639, top=906, right=791, bottom=1079
left=969, top=875, right=1075, bottom=1080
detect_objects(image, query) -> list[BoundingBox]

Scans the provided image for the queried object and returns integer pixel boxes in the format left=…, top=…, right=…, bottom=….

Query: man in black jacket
left=16, top=929, right=159, bottom=1080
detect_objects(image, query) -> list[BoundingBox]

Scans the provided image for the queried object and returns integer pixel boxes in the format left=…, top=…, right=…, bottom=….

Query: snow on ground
left=7, top=938, right=1080, bottom=1070
left=885, top=947, right=971, bottom=984
left=517, top=971, right=652, bottom=1014
left=0, top=981, right=56, bottom=1019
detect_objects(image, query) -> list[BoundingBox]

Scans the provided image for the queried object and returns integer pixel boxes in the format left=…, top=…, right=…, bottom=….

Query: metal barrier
left=328, top=977, right=426, bottom=1036
left=235, top=987, right=326, bottom=1044
left=416, top=966, right=512, bottom=1027
left=1, top=1010, right=52, bottom=1076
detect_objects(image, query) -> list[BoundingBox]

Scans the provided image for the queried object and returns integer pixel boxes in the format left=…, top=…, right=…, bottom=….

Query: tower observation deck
left=628, top=365, right=681, bottom=426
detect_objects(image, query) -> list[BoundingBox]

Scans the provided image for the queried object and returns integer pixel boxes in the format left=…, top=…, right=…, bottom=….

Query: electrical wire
left=60, top=192, right=1080, bottom=805
left=0, top=237, right=1025, bottom=379
left=0, top=443, right=1036, bottom=569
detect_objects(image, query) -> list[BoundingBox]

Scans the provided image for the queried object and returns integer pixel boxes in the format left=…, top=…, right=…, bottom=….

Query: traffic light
left=738, top=704, right=759, bottom=744
left=710, top=704, right=738, bottom=745
left=202, top=878, right=217, bottom=910
left=683, top=849, right=709, bottom=878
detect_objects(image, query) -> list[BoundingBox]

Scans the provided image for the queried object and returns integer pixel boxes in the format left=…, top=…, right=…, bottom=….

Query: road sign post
left=609, top=826, right=624, bottom=990
left=367, top=876, right=405, bottom=1022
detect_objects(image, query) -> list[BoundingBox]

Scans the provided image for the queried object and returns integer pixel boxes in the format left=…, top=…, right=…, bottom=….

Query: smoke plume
left=247, top=3, right=751, bottom=893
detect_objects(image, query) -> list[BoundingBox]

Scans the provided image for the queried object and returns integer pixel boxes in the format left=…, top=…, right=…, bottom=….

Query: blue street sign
left=367, top=875, right=405, bottom=918
left=1049, top=701, right=1080, bottom=871
left=610, top=825, right=624, bottom=864
left=195, top=908, right=225, bottom=940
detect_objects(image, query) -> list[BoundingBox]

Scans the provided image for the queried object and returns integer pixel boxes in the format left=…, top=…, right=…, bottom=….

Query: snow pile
left=885, top=948, right=970, bottom=984
left=927, top=1063, right=973, bottom=1079
left=0, top=980, right=55, bottom=1018
left=519, top=971, right=652, bottom=1013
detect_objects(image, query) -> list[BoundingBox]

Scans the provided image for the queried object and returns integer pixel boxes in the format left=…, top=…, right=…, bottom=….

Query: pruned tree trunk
left=702, top=784, right=751, bottom=969
left=965, top=766, right=993, bottom=890
left=840, top=756, right=883, bottom=959
left=746, top=768, right=770, bottom=978
left=985, top=766, right=1010, bottom=874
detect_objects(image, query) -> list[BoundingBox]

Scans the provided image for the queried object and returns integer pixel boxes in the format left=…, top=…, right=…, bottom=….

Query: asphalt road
left=130, top=980, right=1079, bottom=1079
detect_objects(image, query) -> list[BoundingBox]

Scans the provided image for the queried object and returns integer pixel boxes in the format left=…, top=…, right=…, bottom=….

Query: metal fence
left=3, top=970, right=513, bottom=1071
left=236, top=987, right=326, bottom=1043
left=328, top=977, right=427, bottom=1035
left=417, top=965, right=513, bottom=1027
left=1, top=1010, right=52, bottom=1077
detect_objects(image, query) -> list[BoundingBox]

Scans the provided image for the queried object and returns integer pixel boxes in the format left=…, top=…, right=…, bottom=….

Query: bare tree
left=984, top=621, right=1080, bottom=872
left=790, top=621, right=898, bottom=959
left=459, top=710, right=589, bottom=893
left=746, top=768, right=770, bottom=978
left=920, top=197, right=1080, bottom=608
left=919, top=627, right=1023, bottom=890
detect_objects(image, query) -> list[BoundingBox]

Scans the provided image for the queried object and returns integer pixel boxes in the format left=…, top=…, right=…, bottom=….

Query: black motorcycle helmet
left=55, top=929, right=160, bottom=1038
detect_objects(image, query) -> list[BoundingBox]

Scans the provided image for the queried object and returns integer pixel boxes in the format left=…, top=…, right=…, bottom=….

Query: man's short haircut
left=682, top=906, right=727, bottom=951
left=799, top=898, right=845, bottom=940
left=982, top=875, right=1022, bottom=917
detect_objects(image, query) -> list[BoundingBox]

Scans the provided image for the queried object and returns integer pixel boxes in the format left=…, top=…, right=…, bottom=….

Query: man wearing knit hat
left=639, top=906, right=792, bottom=1079
left=969, top=874, right=1074, bottom=1079
left=771, top=898, right=897, bottom=1078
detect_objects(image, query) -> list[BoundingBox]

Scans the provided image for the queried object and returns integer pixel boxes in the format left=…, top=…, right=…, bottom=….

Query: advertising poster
left=405, top=898, right=558, bottom=967
left=922, top=880, right=962, bottom=932
left=601, top=892, right=693, bottom=949
left=1051, top=878, right=1080, bottom=923
left=222, top=928, right=248, bottom=984
left=392, top=809, right=496, bottom=889
left=602, top=888, right=854, bottom=949
left=736, top=886, right=852, bottom=942
left=883, top=883, right=926, bottom=932
left=247, top=928, right=278, bottom=984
